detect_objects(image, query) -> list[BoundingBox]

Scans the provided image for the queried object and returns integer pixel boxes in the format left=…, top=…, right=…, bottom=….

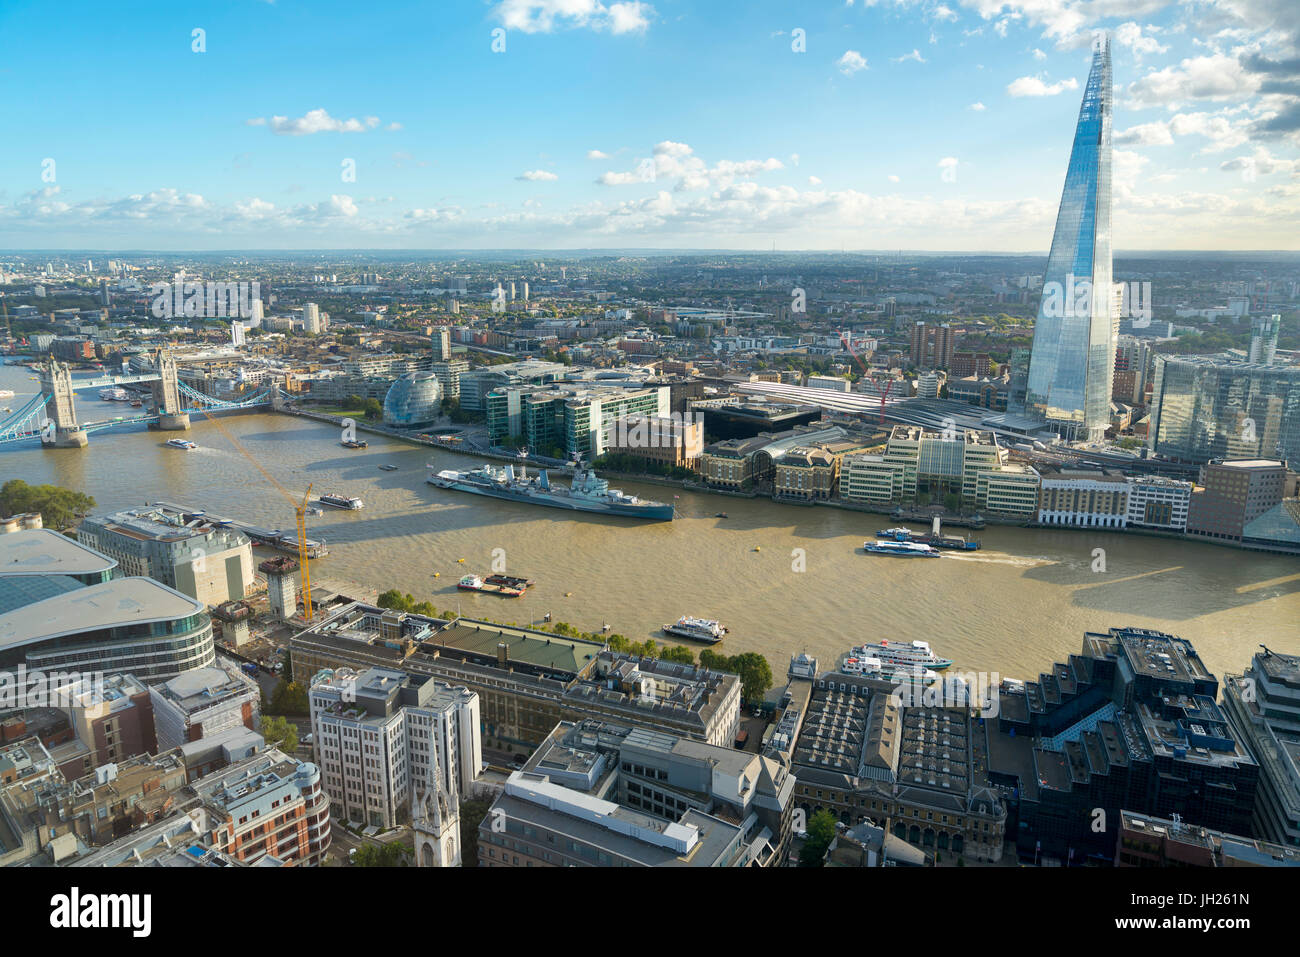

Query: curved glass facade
left=1149, top=355, right=1300, bottom=464
left=383, top=372, right=443, bottom=429
left=1026, top=38, right=1114, bottom=442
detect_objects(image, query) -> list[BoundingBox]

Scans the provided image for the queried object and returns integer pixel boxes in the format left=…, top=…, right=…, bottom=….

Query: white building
left=302, top=302, right=323, bottom=334
left=1125, top=475, right=1193, bottom=532
left=1036, top=468, right=1130, bottom=528
left=150, top=661, right=261, bottom=753
left=309, top=667, right=481, bottom=830
left=806, top=374, right=851, bottom=393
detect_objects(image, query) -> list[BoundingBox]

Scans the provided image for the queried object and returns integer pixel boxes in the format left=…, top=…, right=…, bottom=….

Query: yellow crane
left=194, top=408, right=316, bottom=620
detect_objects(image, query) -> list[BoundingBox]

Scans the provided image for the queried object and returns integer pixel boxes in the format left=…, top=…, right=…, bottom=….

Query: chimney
left=497, top=642, right=509, bottom=667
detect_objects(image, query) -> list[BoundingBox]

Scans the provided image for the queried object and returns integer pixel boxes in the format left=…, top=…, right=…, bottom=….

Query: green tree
left=343, top=393, right=364, bottom=410
left=799, top=809, right=838, bottom=867
left=0, top=480, right=96, bottom=529
left=268, top=678, right=309, bottom=716
left=260, top=715, right=299, bottom=753
left=353, top=840, right=412, bottom=867
left=363, top=397, right=383, bottom=420
left=459, top=799, right=493, bottom=868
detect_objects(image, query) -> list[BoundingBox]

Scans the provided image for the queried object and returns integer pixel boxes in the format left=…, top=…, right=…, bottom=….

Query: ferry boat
left=0, top=390, right=14, bottom=400
left=876, top=527, right=918, bottom=541
left=863, top=540, right=940, bottom=557
left=428, top=463, right=674, bottom=521
left=165, top=438, right=197, bottom=450
left=849, top=639, right=953, bottom=672
left=458, top=574, right=524, bottom=597
left=841, top=654, right=941, bottom=682
left=662, top=617, right=727, bottom=644
left=99, top=387, right=130, bottom=401
left=318, top=493, right=364, bottom=510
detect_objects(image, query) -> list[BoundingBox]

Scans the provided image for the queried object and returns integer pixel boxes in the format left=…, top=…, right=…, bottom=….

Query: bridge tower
left=39, top=361, right=88, bottom=448
left=151, top=350, right=191, bottom=431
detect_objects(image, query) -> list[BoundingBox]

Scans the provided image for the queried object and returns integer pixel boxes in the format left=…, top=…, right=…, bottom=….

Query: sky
left=1, top=0, right=1298, bottom=252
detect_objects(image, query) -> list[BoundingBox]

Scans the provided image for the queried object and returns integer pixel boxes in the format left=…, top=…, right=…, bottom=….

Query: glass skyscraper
left=1026, top=36, right=1115, bottom=442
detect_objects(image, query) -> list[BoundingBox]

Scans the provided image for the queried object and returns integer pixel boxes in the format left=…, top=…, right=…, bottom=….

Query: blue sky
left=1, top=0, right=1298, bottom=250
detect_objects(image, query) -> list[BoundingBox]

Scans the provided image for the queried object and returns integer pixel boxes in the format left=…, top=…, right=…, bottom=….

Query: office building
left=78, top=505, right=255, bottom=606
left=487, top=383, right=668, bottom=459
left=56, top=673, right=158, bottom=773
left=989, top=627, right=1259, bottom=863
left=975, top=463, right=1042, bottom=520
left=1025, top=38, right=1115, bottom=441
left=309, top=667, right=480, bottom=830
left=1036, top=468, right=1130, bottom=528
left=1148, top=355, right=1300, bottom=464
left=302, top=302, right=323, bottom=334
left=150, top=661, right=260, bottom=753
left=259, top=556, right=298, bottom=620
left=479, top=719, right=795, bottom=867
left=290, top=605, right=741, bottom=754
left=1125, top=475, right=1193, bottom=531
left=1116, top=809, right=1300, bottom=867
left=1222, top=649, right=1300, bottom=848
left=1186, top=458, right=1288, bottom=542
left=604, top=413, right=704, bottom=471
left=839, top=425, right=1005, bottom=509
left=0, top=530, right=213, bottom=682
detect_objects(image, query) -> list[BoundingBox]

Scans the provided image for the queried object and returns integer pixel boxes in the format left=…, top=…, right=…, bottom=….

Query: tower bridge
left=0, top=350, right=278, bottom=448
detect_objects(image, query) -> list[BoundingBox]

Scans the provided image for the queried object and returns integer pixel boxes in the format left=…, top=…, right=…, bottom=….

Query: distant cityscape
left=2, top=24, right=1299, bottom=884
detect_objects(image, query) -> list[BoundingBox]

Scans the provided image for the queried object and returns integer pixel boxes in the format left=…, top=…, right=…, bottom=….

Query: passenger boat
left=863, top=540, right=940, bottom=557
left=662, top=616, right=726, bottom=644
left=318, top=493, right=363, bottom=510
left=165, top=438, right=197, bottom=450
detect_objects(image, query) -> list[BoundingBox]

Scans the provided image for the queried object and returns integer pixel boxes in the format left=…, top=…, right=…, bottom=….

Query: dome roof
left=383, top=371, right=443, bottom=428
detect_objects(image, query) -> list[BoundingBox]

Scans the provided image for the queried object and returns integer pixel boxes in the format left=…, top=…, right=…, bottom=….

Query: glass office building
left=1148, top=355, right=1300, bottom=464
left=1026, top=37, right=1115, bottom=442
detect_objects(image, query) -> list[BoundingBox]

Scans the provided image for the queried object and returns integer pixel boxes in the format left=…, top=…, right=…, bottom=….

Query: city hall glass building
left=1026, top=37, right=1115, bottom=442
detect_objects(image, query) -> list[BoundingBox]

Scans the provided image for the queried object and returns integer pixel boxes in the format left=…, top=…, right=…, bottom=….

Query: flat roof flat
left=0, top=577, right=204, bottom=650
left=0, top=528, right=117, bottom=577
left=430, top=620, right=600, bottom=673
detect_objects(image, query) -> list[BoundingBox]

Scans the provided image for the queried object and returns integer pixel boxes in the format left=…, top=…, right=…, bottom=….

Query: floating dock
left=146, top=501, right=329, bottom=558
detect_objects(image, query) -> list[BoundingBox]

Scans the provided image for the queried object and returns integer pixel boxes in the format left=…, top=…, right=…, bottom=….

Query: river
left=2, top=360, right=1298, bottom=685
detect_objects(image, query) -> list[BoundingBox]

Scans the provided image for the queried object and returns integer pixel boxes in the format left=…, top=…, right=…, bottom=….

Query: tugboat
left=662, top=616, right=727, bottom=644
left=457, top=574, right=524, bottom=597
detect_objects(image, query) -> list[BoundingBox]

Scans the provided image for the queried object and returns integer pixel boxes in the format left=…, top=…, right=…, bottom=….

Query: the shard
left=1025, top=35, right=1114, bottom=442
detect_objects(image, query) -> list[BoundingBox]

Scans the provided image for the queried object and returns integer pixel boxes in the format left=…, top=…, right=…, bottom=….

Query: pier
left=146, top=501, right=330, bottom=558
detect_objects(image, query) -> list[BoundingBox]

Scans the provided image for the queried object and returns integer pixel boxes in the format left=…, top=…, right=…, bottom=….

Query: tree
left=343, top=393, right=364, bottom=410
left=260, top=715, right=299, bottom=753
left=363, top=397, right=383, bottom=420
left=459, top=799, right=493, bottom=868
left=0, top=480, right=96, bottom=529
left=268, top=678, right=309, bottom=716
left=799, top=809, right=838, bottom=866
left=699, top=650, right=773, bottom=705
left=353, top=840, right=412, bottom=867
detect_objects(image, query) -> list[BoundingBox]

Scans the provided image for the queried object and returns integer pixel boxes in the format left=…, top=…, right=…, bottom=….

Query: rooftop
left=0, top=577, right=204, bottom=651
left=0, top=528, right=117, bottom=578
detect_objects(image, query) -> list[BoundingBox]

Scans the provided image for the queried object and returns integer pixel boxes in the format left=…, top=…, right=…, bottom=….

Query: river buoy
left=457, top=558, right=465, bottom=563
left=433, top=572, right=440, bottom=578
left=565, top=592, right=573, bottom=597
left=753, top=546, right=761, bottom=552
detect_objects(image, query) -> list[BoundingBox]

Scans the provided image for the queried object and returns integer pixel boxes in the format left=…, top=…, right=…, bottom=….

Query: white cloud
left=517, top=169, right=559, bottom=181
left=252, top=108, right=390, bottom=136
left=893, top=48, right=927, bottom=63
left=1115, top=21, right=1168, bottom=57
left=1032, top=48, right=1046, bottom=60
left=587, top=149, right=610, bottom=160
left=1126, top=54, right=1260, bottom=109
left=808, top=175, right=822, bottom=185
left=933, top=4, right=958, bottom=22
left=837, top=50, right=869, bottom=75
left=1220, top=147, right=1298, bottom=177
left=1006, top=75, right=1079, bottom=96
left=1115, top=111, right=1252, bottom=152
left=496, top=0, right=654, bottom=35
left=595, top=141, right=784, bottom=191
left=888, top=174, right=901, bottom=182
left=970, top=101, right=987, bottom=111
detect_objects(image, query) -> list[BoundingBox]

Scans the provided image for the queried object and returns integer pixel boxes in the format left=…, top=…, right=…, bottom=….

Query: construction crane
left=193, top=407, right=317, bottom=620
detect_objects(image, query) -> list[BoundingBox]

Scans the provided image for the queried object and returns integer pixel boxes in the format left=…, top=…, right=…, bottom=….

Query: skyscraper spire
left=1025, top=32, right=1114, bottom=442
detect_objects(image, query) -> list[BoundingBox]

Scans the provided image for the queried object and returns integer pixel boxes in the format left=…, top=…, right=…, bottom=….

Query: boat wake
left=941, top=553, right=1048, bottom=567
